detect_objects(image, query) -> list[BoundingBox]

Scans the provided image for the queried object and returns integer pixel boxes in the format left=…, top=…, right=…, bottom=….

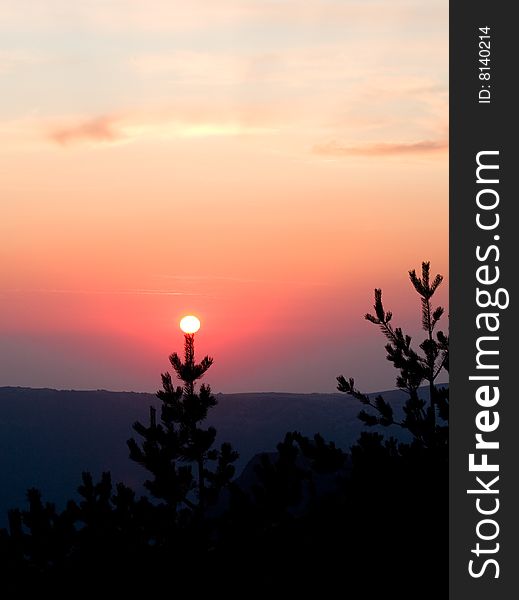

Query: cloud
left=157, top=274, right=330, bottom=286
left=49, top=116, right=123, bottom=145
left=313, top=139, right=448, bottom=157
left=46, top=111, right=277, bottom=146
left=4, top=288, right=207, bottom=296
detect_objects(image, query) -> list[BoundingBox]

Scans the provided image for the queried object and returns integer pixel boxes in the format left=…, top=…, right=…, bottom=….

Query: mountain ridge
left=0, top=384, right=445, bottom=524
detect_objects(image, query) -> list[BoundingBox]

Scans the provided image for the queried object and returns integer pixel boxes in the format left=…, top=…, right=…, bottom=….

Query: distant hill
left=0, top=385, right=443, bottom=525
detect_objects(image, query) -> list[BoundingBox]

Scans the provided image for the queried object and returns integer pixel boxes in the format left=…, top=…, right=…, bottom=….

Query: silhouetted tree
left=250, top=432, right=348, bottom=520
left=327, top=261, right=448, bottom=597
left=127, top=331, right=238, bottom=519
left=337, top=261, right=448, bottom=450
left=0, top=471, right=156, bottom=594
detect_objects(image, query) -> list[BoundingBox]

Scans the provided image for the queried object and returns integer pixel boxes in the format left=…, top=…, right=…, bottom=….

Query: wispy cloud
left=313, top=139, right=448, bottom=158
left=45, top=111, right=278, bottom=146
left=49, top=116, right=123, bottom=145
left=157, top=275, right=331, bottom=287
left=4, top=288, right=208, bottom=296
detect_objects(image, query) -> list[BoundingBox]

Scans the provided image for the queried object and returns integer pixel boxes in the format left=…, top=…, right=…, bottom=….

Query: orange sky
left=0, top=0, right=448, bottom=393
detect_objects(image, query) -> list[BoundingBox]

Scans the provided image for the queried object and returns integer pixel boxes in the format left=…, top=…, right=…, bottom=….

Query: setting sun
left=180, top=315, right=201, bottom=334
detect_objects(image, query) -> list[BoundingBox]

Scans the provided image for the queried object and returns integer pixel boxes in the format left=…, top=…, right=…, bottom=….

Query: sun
left=180, top=315, right=201, bottom=334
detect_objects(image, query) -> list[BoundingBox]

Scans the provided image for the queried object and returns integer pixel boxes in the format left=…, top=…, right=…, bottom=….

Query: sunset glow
left=0, top=0, right=448, bottom=393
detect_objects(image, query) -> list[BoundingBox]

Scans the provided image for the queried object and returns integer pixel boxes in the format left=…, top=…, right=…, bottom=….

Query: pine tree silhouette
left=127, top=331, right=238, bottom=517
left=337, top=261, right=449, bottom=449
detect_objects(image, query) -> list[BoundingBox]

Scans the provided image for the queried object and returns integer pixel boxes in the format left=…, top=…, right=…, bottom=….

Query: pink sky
left=0, top=0, right=448, bottom=393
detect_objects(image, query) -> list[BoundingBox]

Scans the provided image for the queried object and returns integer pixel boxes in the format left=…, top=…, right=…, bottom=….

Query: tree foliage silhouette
left=127, top=332, right=238, bottom=517
left=337, top=261, right=448, bottom=450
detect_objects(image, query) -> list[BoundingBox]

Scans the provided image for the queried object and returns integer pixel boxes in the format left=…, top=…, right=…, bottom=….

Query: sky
left=0, top=0, right=448, bottom=393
